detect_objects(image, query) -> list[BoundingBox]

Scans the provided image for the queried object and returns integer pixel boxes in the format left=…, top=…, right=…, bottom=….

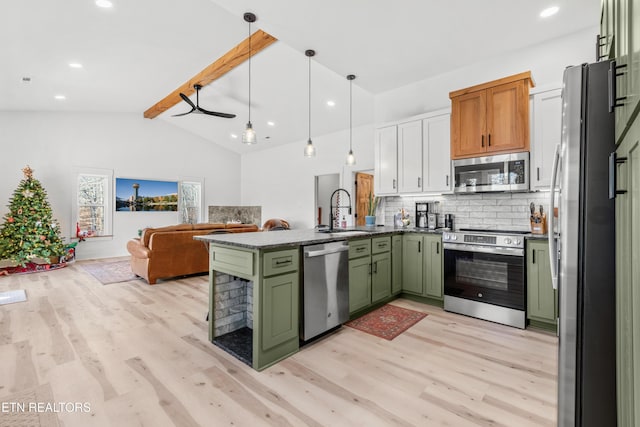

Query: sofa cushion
left=141, top=224, right=192, bottom=246
left=193, top=223, right=225, bottom=231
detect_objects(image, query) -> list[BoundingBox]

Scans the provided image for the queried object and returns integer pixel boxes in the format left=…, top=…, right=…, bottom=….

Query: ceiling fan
left=172, top=84, right=236, bottom=118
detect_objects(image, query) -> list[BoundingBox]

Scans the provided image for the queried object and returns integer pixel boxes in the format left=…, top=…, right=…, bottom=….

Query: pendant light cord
left=349, top=78, right=353, bottom=151
left=248, top=21, right=252, bottom=123
left=308, top=55, right=311, bottom=141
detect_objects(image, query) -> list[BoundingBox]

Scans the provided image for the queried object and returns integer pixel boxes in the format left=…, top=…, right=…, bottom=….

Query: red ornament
left=40, top=235, right=46, bottom=241
left=8, top=217, right=14, bottom=223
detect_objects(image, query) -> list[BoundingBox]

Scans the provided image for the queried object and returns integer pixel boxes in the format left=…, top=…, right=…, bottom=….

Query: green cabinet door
left=391, top=235, right=402, bottom=295
left=261, top=272, right=299, bottom=351
left=424, top=234, right=443, bottom=300
left=371, top=252, right=391, bottom=303
left=349, top=256, right=371, bottom=313
left=615, top=114, right=640, bottom=426
left=526, top=240, right=556, bottom=327
left=402, top=235, right=423, bottom=294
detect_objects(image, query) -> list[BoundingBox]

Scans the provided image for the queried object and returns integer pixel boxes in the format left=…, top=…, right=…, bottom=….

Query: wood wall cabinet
left=450, top=72, right=534, bottom=159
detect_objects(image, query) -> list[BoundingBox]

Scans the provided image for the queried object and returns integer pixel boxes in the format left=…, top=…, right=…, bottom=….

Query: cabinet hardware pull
left=436, top=242, right=439, bottom=254
left=609, top=151, right=628, bottom=199
left=356, top=247, right=365, bottom=252
left=608, top=60, right=628, bottom=112
left=446, top=175, right=449, bottom=186
left=418, top=177, right=421, bottom=187
left=418, top=241, right=421, bottom=253
left=368, top=263, right=372, bottom=275
left=374, top=261, right=378, bottom=274
left=488, top=134, right=491, bottom=146
left=596, top=34, right=608, bottom=61
left=275, top=259, right=290, bottom=265
left=393, top=179, right=396, bottom=189
left=532, top=250, right=535, bottom=264
left=481, top=135, right=485, bottom=147
left=537, top=167, right=540, bottom=181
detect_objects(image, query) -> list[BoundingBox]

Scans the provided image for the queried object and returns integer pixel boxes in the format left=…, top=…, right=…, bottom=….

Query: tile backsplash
left=381, top=192, right=552, bottom=231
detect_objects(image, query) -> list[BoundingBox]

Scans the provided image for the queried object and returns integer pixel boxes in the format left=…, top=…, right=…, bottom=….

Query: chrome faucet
left=329, top=188, right=352, bottom=231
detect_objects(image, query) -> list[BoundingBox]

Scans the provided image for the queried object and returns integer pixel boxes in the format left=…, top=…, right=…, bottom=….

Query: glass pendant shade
left=304, top=139, right=316, bottom=157
left=242, top=121, right=256, bottom=145
left=346, top=149, right=356, bottom=165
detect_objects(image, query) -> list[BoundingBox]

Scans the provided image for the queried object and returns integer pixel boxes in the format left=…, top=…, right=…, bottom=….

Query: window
left=178, top=179, right=203, bottom=224
left=73, top=168, right=113, bottom=239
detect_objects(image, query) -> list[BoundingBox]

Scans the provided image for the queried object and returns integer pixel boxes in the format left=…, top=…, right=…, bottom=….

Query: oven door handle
left=443, top=243, right=524, bottom=257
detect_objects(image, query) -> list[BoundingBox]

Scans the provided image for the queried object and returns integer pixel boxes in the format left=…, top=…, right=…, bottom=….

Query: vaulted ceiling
left=0, top=0, right=600, bottom=153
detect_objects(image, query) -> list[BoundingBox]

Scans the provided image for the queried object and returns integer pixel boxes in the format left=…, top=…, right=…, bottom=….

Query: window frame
left=72, top=167, right=113, bottom=241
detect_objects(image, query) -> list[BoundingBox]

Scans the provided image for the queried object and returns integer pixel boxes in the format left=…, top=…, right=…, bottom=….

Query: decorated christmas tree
left=0, top=166, right=66, bottom=265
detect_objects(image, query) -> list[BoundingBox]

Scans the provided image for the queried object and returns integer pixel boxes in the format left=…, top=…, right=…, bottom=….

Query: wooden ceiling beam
left=144, top=29, right=277, bottom=119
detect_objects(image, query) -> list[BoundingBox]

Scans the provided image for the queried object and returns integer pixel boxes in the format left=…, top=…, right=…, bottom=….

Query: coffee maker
left=415, top=203, right=429, bottom=228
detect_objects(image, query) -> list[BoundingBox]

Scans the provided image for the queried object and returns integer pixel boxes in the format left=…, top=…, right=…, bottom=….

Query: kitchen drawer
left=263, top=248, right=299, bottom=277
left=349, top=239, right=371, bottom=259
left=371, top=236, right=391, bottom=254
left=211, top=245, right=254, bottom=278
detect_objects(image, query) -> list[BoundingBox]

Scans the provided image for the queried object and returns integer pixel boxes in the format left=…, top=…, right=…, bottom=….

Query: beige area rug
left=0, top=384, right=60, bottom=427
left=80, top=260, right=139, bottom=285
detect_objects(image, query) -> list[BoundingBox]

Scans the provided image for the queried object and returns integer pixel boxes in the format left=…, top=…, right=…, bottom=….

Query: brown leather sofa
left=126, top=223, right=258, bottom=284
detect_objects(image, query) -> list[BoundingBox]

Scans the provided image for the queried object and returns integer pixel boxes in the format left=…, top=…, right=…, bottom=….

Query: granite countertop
left=194, top=226, right=443, bottom=250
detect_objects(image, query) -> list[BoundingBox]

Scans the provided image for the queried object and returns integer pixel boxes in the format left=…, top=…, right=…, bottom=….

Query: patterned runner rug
left=80, top=260, right=138, bottom=285
left=345, top=304, right=427, bottom=340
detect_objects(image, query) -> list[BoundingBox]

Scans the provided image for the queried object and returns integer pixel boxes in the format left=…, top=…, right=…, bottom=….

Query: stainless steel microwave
left=452, top=152, right=529, bottom=193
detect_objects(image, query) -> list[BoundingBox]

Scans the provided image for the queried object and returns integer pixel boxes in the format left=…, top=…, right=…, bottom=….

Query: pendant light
left=242, top=12, right=257, bottom=145
left=304, top=49, right=317, bottom=157
left=345, top=74, right=356, bottom=165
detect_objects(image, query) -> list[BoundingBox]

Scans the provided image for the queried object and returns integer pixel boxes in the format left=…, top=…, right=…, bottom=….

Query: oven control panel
left=442, top=231, right=525, bottom=249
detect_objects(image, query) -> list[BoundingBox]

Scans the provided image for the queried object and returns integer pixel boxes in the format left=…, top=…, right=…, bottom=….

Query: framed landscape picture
left=115, top=178, right=178, bottom=212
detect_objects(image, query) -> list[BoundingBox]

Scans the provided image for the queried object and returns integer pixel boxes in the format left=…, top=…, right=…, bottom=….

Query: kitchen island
left=195, top=226, right=404, bottom=370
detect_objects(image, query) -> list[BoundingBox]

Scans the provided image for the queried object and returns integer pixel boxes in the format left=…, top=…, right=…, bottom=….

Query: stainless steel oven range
left=443, top=228, right=527, bottom=329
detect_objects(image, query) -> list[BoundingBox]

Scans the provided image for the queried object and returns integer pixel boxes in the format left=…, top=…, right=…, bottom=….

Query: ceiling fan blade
left=179, top=92, right=196, bottom=109
left=171, top=107, right=195, bottom=117
left=197, top=108, right=236, bottom=118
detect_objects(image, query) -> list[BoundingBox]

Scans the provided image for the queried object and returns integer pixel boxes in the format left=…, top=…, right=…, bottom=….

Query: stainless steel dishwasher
left=302, top=241, right=350, bottom=341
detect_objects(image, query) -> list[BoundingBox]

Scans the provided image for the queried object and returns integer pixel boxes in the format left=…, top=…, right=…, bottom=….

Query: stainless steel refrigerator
left=549, top=61, right=616, bottom=426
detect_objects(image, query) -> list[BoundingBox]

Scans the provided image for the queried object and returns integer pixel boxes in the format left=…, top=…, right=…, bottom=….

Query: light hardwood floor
left=0, top=259, right=558, bottom=426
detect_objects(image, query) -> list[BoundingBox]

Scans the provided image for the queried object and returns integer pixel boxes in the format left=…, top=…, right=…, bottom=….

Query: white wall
left=375, top=26, right=598, bottom=124
left=0, top=112, right=241, bottom=260
left=240, top=125, right=375, bottom=229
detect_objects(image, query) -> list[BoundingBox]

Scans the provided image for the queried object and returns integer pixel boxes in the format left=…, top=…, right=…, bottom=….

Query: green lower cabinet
left=402, top=234, right=443, bottom=301
left=526, top=239, right=557, bottom=329
left=424, top=234, right=443, bottom=300
left=391, top=235, right=403, bottom=295
left=402, top=235, right=424, bottom=294
left=261, top=272, right=299, bottom=350
left=349, top=256, right=372, bottom=313
left=371, top=252, right=391, bottom=303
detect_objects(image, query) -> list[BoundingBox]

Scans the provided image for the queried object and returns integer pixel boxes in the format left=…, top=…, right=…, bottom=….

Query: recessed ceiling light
left=95, top=0, right=113, bottom=8
left=54, top=95, right=66, bottom=100
left=267, top=121, right=275, bottom=126
left=326, top=100, right=336, bottom=107
left=68, top=62, right=83, bottom=69
left=540, top=6, right=559, bottom=18
left=230, top=133, right=238, bottom=139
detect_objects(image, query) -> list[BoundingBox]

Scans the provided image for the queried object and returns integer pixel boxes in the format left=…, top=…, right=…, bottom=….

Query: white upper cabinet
left=531, top=88, right=562, bottom=190
left=374, top=125, right=398, bottom=195
left=398, top=120, right=423, bottom=193
left=423, top=113, right=452, bottom=193
left=375, top=109, right=452, bottom=196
